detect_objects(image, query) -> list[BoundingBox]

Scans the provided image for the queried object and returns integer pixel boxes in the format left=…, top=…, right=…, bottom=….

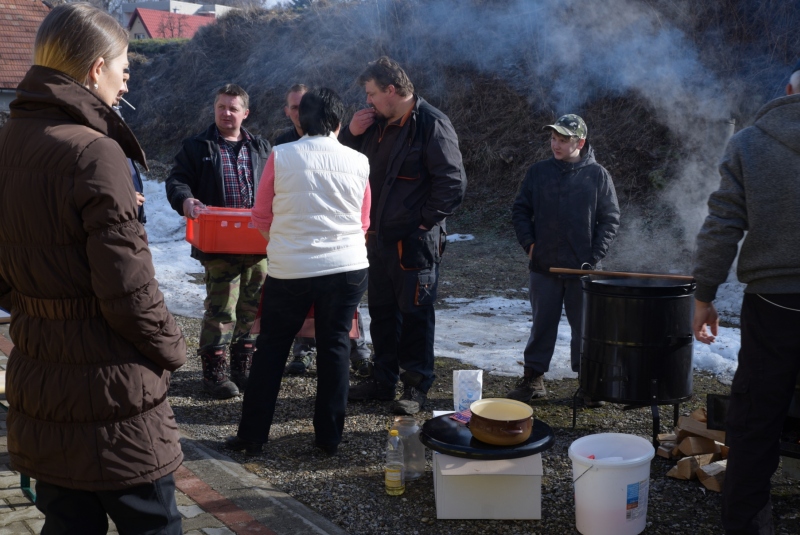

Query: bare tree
left=156, top=12, right=187, bottom=38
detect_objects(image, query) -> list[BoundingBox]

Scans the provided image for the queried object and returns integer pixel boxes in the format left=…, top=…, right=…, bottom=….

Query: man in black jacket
left=508, top=115, right=619, bottom=405
left=341, top=57, right=467, bottom=415
left=273, top=83, right=307, bottom=147
left=166, top=84, right=271, bottom=399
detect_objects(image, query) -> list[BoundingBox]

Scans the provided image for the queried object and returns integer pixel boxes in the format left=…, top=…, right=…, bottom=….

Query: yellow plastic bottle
left=385, top=429, right=406, bottom=495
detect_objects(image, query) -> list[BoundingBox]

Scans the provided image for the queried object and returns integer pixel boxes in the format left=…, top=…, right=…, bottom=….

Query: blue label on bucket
left=625, top=480, right=649, bottom=521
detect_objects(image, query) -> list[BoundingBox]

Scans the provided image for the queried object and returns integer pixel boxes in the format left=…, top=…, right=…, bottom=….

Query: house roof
left=129, top=7, right=214, bottom=39
left=0, top=0, right=50, bottom=89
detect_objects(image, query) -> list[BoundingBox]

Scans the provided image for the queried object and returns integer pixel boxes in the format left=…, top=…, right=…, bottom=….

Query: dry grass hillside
left=125, top=0, right=799, bottom=272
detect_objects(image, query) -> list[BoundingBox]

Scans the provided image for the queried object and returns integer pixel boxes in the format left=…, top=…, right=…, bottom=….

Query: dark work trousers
left=35, top=473, right=181, bottom=535
left=367, top=236, right=438, bottom=393
left=722, top=293, right=800, bottom=535
left=238, top=269, right=368, bottom=448
left=522, top=272, right=583, bottom=374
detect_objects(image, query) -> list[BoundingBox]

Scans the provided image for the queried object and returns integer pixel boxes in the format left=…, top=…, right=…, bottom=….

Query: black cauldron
left=580, top=276, right=695, bottom=405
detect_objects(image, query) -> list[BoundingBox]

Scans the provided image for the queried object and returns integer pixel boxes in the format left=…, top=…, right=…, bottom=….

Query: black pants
left=722, top=293, right=800, bottom=535
left=367, top=234, right=439, bottom=393
left=35, top=473, right=182, bottom=535
left=238, top=269, right=368, bottom=447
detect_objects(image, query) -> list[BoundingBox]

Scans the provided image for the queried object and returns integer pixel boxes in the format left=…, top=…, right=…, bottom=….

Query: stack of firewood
left=659, top=407, right=728, bottom=492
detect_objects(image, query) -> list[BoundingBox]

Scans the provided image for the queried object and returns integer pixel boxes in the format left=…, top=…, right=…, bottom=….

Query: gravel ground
left=166, top=229, right=800, bottom=535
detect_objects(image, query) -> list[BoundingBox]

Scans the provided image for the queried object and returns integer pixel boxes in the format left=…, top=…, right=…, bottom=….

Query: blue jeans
left=237, top=269, right=368, bottom=447
left=522, top=272, right=583, bottom=374
left=367, top=234, right=439, bottom=393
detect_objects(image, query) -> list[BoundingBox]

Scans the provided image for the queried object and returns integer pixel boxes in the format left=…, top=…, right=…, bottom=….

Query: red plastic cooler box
left=185, top=207, right=267, bottom=255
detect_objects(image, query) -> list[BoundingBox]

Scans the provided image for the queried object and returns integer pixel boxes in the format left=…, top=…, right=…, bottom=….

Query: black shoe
left=285, top=352, right=313, bottom=375
left=224, top=436, right=263, bottom=455
left=200, top=345, right=240, bottom=400
left=348, top=379, right=396, bottom=401
left=393, top=385, right=427, bottom=415
left=506, top=370, right=545, bottom=402
left=353, top=358, right=373, bottom=378
left=314, top=442, right=338, bottom=456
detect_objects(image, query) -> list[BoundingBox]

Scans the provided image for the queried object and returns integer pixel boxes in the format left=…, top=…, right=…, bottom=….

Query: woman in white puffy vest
left=225, top=88, right=371, bottom=456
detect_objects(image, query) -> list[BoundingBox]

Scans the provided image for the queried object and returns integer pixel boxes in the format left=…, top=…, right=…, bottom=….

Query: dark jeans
left=367, top=235, right=438, bottom=393
left=238, top=269, right=368, bottom=447
left=722, top=293, right=800, bottom=535
left=35, top=474, right=181, bottom=535
left=522, top=272, right=583, bottom=374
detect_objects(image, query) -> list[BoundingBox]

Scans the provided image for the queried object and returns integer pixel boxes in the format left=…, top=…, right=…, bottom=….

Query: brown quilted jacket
left=0, top=66, right=187, bottom=491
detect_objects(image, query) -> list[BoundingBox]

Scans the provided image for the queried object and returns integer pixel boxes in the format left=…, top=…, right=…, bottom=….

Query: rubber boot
left=230, top=338, right=255, bottom=392
left=199, top=344, right=239, bottom=399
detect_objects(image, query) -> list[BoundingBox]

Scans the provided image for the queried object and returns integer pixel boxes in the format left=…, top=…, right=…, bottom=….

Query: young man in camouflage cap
left=508, top=114, right=620, bottom=406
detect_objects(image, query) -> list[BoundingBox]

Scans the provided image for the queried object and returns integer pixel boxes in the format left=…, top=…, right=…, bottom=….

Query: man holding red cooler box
left=166, top=83, right=272, bottom=399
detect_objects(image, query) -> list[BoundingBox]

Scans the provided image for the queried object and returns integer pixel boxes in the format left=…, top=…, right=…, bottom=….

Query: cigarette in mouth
left=120, top=97, right=136, bottom=111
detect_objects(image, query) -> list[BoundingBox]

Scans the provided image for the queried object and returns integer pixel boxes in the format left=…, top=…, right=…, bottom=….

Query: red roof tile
left=0, top=0, right=50, bottom=89
left=129, top=8, right=214, bottom=40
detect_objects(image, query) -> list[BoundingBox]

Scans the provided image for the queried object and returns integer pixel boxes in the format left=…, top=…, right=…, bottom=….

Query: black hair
left=299, top=87, right=344, bottom=136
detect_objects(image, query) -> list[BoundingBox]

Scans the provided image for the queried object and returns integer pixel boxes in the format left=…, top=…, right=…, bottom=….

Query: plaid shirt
left=217, top=127, right=254, bottom=208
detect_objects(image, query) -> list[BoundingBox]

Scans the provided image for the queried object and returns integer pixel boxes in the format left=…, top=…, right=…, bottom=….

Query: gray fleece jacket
left=693, top=93, right=800, bottom=302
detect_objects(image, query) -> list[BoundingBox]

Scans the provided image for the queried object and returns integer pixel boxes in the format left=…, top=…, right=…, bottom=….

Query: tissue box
left=433, top=451, right=542, bottom=519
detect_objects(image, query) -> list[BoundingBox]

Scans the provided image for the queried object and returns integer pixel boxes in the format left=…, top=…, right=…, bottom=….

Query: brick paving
left=0, top=327, right=347, bottom=535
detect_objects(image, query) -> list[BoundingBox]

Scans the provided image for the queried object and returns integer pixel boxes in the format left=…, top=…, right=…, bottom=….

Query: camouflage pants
left=199, top=256, right=268, bottom=351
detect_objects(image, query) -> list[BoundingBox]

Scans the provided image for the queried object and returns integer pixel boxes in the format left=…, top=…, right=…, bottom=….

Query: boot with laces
left=200, top=344, right=239, bottom=399
left=506, top=369, right=546, bottom=402
left=230, top=338, right=255, bottom=392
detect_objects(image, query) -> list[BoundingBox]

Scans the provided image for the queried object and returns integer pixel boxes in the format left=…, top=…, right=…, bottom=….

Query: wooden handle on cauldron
left=549, top=267, right=694, bottom=282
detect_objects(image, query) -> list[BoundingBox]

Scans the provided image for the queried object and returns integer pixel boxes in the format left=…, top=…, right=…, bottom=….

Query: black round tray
left=420, top=414, right=555, bottom=460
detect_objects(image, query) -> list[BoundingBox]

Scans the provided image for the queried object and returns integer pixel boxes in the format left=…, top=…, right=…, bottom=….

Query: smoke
left=130, top=0, right=794, bottom=272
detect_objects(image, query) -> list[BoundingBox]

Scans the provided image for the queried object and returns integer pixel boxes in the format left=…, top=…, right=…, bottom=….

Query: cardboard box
left=433, top=452, right=542, bottom=519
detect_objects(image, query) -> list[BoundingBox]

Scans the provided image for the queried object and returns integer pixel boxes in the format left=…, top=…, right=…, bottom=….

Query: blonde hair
left=34, top=3, right=128, bottom=84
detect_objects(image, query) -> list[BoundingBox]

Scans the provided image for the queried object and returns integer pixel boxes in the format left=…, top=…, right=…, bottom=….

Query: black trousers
left=722, top=293, right=800, bottom=535
left=366, top=235, right=438, bottom=393
left=35, top=473, right=182, bottom=535
left=238, top=269, right=368, bottom=447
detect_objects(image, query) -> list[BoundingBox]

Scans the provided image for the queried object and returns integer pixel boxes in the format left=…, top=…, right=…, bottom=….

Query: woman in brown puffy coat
left=0, top=4, right=186, bottom=533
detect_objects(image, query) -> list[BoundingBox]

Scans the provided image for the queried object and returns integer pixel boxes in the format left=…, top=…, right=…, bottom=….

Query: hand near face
left=348, top=108, right=376, bottom=136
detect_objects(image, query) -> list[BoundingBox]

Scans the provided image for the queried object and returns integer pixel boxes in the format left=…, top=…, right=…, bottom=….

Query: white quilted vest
left=268, top=133, right=370, bottom=279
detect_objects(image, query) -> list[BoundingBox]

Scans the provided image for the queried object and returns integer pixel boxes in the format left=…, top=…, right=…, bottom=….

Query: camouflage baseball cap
left=543, top=114, right=587, bottom=139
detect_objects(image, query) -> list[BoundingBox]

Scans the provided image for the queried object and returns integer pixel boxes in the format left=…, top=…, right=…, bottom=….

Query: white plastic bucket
left=568, top=433, right=655, bottom=535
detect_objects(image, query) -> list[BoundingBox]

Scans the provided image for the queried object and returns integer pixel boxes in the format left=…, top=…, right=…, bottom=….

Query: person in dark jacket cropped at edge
left=166, top=84, right=271, bottom=399
left=341, top=56, right=467, bottom=415
left=0, top=4, right=185, bottom=533
left=113, top=67, right=146, bottom=224
left=508, top=114, right=619, bottom=406
left=692, top=62, right=800, bottom=535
